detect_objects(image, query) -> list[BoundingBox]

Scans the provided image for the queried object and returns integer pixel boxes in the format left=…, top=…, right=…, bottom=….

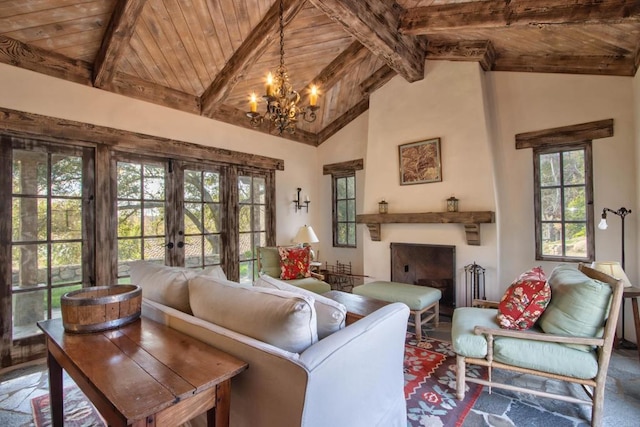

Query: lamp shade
left=293, top=225, right=319, bottom=244
left=590, top=261, right=632, bottom=287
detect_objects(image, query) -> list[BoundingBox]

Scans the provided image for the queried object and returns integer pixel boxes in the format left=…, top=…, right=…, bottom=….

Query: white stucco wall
left=485, top=71, right=637, bottom=294
left=316, top=112, right=369, bottom=274
left=363, top=61, right=498, bottom=305
left=0, top=63, right=318, bottom=243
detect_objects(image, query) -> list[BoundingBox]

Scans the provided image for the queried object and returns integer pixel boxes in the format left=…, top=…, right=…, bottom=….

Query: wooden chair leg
left=434, top=302, right=439, bottom=327
left=414, top=310, right=422, bottom=340
left=456, top=355, right=466, bottom=400
left=592, top=382, right=604, bottom=427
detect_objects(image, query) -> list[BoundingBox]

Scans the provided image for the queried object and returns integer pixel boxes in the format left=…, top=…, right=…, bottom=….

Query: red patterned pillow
left=278, top=246, right=311, bottom=280
left=496, top=267, right=551, bottom=330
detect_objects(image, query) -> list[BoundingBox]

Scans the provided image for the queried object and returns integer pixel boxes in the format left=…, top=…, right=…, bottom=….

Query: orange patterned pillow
left=278, top=246, right=311, bottom=280
left=497, top=267, right=550, bottom=330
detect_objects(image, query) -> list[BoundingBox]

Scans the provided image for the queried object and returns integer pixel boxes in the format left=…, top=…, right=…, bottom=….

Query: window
left=238, top=172, right=268, bottom=284
left=534, top=143, right=594, bottom=262
left=333, top=173, right=356, bottom=247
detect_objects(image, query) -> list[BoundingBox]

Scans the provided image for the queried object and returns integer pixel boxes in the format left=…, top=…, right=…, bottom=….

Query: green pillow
left=538, top=264, right=612, bottom=351
left=259, top=246, right=281, bottom=278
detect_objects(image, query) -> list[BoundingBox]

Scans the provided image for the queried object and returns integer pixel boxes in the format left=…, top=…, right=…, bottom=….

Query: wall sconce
left=378, top=199, right=388, bottom=214
left=293, top=187, right=310, bottom=213
left=447, top=196, right=459, bottom=212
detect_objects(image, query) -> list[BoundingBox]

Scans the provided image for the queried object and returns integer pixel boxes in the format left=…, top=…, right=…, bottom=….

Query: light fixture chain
left=279, top=0, right=285, bottom=70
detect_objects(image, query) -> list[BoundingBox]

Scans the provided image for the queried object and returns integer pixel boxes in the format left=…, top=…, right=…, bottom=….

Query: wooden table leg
left=46, top=346, right=64, bottom=427
left=206, top=381, right=231, bottom=427
left=632, top=298, right=640, bottom=362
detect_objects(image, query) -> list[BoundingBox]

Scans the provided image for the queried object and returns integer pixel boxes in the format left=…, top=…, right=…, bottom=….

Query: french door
left=1, top=138, right=95, bottom=366
left=1, top=140, right=274, bottom=367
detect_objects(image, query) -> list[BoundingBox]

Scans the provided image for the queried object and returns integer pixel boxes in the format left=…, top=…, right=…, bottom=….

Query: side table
left=38, top=317, right=248, bottom=427
left=621, top=286, right=640, bottom=361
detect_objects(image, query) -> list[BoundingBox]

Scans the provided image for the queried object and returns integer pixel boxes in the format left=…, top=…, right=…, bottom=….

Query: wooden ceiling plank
left=200, top=0, right=306, bottom=117
left=211, top=104, right=320, bottom=146
left=145, top=0, right=203, bottom=94
left=401, top=0, right=640, bottom=34
left=0, top=1, right=109, bottom=32
left=360, top=65, right=397, bottom=96
left=93, top=0, right=147, bottom=88
left=308, top=0, right=426, bottom=82
left=0, top=35, right=92, bottom=85
left=426, top=40, right=496, bottom=71
left=164, top=0, right=214, bottom=90
left=317, top=97, right=369, bottom=144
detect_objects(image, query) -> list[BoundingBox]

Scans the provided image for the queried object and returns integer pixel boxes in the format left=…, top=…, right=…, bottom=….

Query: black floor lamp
left=598, top=206, right=634, bottom=349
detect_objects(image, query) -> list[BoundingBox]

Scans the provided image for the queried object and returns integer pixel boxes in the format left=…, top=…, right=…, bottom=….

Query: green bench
left=353, top=281, right=441, bottom=340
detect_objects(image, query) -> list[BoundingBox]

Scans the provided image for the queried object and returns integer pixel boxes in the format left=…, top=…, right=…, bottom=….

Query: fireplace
left=390, top=243, right=456, bottom=316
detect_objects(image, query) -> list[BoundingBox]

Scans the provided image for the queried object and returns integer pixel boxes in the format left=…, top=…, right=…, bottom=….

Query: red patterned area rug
left=405, top=335, right=485, bottom=427
left=31, top=385, right=105, bottom=427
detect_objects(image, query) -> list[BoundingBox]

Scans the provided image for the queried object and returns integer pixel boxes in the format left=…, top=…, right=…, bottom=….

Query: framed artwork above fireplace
left=398, top=137, right=442, bottom=185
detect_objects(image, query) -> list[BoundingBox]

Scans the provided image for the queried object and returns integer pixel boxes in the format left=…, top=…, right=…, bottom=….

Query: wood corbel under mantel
left=355, top=211, right=495, bottom=245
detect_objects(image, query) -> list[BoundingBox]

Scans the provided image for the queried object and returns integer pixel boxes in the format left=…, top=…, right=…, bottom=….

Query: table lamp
left=590, top=261, right=632, bottom=287
left=293, top=225, right=319, bottom=261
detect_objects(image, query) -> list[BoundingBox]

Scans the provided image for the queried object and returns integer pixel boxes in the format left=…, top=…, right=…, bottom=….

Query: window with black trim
left=534, top=142, right=594, bottom=262
left=333, top=173, right=356, bottom=247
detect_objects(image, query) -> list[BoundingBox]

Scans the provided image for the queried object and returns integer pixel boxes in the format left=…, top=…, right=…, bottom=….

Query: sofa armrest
left=474, top=325, right=605, bottom=347
left=299, top=303, right=410, bottom=426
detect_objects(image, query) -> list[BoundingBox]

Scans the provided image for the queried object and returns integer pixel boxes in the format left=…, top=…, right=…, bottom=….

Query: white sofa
left=132, top=262, right=410, bottom=427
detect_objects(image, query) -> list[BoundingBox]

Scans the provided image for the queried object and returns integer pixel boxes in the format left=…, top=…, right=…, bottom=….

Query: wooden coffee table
left=38, top=317, right=248, bottom=427
left=323, top=290, right=390, bottom=324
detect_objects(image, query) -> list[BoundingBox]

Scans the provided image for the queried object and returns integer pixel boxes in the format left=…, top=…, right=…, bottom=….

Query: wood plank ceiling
left=0, top=0, right=639, bottom=146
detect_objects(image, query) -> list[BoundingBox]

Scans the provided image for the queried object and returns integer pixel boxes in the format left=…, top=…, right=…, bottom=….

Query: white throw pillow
left=256, top=273, right=346, bottom=339
left=189, top=276, right=318, bottom=353
left=129, top=261, right=231, bottom=314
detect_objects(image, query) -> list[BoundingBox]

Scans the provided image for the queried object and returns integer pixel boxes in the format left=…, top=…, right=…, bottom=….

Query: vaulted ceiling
left=1, top=0, right=639, bottom=146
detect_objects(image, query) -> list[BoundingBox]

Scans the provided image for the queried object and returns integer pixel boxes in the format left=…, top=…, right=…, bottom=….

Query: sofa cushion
left=278, top=246, right=311, bottom=280
left=284, top=277, right=332, bottom=294
left=202, top=265, right=227, bottom=280
left=189, top=276, right=318, bottom=353
left=451, top=307, right=499, bottom=358
left=538, top=264, right=613, bottom=351
left=256, top=273, right=346, bottom=339
left=129, top=261, right=205, bottom=314
left=496, top=266, right=550, bottom=330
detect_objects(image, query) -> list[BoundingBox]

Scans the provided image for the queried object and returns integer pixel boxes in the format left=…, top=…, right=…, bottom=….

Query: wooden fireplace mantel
left=355, top=211, right=495, bottom=245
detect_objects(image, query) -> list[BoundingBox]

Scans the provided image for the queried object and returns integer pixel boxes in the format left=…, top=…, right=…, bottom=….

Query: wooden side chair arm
left=473, top=326, right=605, bottom=347
left=472, top=299, right=500, bottom=308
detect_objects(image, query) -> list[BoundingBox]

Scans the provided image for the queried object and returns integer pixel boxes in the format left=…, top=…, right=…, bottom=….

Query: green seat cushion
left=538, top=264, right=612, bottom=351
left=353, top=281, right=441, bottom=311
left=494, top=337, right=598, bottom=379
left=451, top=307, right=499, bottom=358
left=285, top=277, right=331, bottom=294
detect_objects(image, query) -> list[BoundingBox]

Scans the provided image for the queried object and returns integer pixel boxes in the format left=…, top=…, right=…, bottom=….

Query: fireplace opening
left=390, top=243, right=455, bottom=317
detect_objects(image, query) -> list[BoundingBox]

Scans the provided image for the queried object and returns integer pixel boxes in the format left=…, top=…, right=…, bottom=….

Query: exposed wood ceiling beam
left=212, top=104, right=319, bottom=146
left=200, top=0, right=306, bottom=117
left=93, top=0, right=148, bottom=88
left=109, top=72, right=201, bottom=114
left=359, top=65, right=397, bottom=96
left=401, top=0, right=640, bottom=34
left=308, top=0, right=426, bottom=82
left=317, top=98, right=369, bottom=144
left=0, top=36, right=91, bottom=86
left=298, top=41, right=370, bottom=106
left=494, top=54, right=636, bottom=76
left=515, top=119, right=614, bottom=149
left=427, top=40, right=496, bottom=71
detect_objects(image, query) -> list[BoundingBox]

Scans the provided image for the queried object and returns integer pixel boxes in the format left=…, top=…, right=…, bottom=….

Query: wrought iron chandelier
left=246, top=0, right=319, bottom=134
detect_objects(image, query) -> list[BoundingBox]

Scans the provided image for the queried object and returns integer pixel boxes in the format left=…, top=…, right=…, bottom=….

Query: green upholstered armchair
left=451, top=263, right=624, bottom=427
left=256, top=246, right=331, bottom=294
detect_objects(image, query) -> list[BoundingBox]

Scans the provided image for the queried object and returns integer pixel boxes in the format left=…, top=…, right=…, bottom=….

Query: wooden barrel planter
left=61, top=285, right=142, bottom=333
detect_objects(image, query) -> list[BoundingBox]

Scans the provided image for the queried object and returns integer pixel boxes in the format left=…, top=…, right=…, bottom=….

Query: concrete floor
left=1, top=321, right=640, bottom=427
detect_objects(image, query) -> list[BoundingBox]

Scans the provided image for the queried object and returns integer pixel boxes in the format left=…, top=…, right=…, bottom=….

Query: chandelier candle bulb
left=310, top=86, right=318, bottom=106
left=266, top=73, right=273, bottom=97
left=249, top=94, right=258, bottom=113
